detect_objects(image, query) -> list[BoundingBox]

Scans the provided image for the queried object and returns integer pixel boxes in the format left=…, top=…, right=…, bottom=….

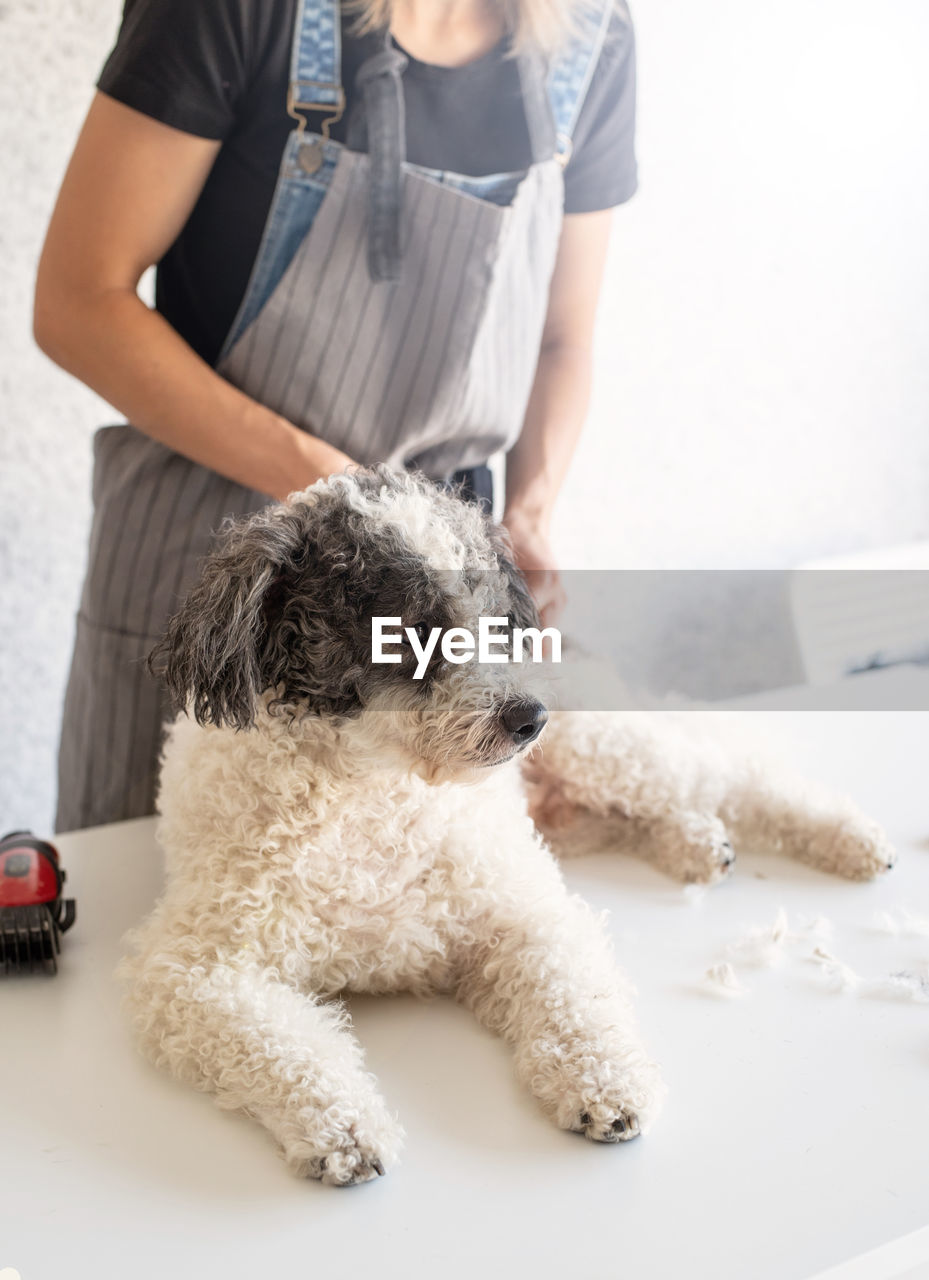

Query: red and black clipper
left=0, top=830, right=76, bottom=974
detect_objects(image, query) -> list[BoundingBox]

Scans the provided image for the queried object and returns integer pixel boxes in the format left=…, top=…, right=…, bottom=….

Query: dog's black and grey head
left=150, top=467, right=548, bottom=773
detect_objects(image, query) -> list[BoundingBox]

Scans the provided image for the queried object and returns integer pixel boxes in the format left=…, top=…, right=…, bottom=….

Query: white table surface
left=3, top=685, right=928, bottom=1280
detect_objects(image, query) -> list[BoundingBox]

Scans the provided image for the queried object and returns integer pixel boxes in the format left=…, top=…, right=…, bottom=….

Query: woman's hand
left=293, top=435, right=358, bottom=497
left=502, top=508, right=567, bottom=628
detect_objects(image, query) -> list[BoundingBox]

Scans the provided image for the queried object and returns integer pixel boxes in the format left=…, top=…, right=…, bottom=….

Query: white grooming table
left=3, top=670, right=928, bottom=1280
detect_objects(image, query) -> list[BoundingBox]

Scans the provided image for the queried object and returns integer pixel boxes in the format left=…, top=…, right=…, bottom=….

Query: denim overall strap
left=546, top=0, right=616, bottom=164
left=288, top=0, right=344, bottom=130
left=291, top=0, right=408, bottom=281
left=516, top=49, right=558, bottom=164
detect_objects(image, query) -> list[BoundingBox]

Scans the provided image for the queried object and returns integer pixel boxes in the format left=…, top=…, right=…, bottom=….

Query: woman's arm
left=503, top=207, right=613, bottom=621
left=34, top=93, right=354, bottom=502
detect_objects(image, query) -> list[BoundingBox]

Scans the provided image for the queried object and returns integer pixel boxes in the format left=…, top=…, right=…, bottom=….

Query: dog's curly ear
left=490, top=525, right=542, bottom=631
left=149, top=503, right=313, bottom=730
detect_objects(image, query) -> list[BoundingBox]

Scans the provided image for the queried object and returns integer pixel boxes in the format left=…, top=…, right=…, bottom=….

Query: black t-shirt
left=97, top=0, right=638, bottom=366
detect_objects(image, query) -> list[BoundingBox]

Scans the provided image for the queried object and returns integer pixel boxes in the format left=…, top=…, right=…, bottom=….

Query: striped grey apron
left=54, top=0, right=618, bottom=832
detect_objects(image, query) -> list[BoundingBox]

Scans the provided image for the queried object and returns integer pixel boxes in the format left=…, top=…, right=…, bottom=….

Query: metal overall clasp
left=287, top=79, right=346, bottom=174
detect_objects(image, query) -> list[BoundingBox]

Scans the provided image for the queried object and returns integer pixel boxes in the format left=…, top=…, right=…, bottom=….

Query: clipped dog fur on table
left=118, top=468, right=896, bottom=1185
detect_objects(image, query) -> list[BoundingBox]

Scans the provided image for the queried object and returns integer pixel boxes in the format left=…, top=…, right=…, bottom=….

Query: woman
left=35, top=0, right=637, bottom=832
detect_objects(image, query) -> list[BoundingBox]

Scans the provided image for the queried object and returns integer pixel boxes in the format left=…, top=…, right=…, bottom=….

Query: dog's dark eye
left=410, top=622, right=430, bottom=646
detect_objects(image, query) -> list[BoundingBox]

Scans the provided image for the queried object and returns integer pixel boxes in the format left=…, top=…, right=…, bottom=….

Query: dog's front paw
left=527, top=1036, right=665, bottom=1145
left=305, top=1145, right=388, bottom=1187
left=576, top=1103, right=643, bottom=1143
left=284, top=1109, right=404, bottom=1186
left=565, top=1056, right=666, bottom=1144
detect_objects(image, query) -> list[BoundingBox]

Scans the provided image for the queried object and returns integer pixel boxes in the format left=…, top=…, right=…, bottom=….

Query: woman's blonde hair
left=346, top=0, right=601, bottom=57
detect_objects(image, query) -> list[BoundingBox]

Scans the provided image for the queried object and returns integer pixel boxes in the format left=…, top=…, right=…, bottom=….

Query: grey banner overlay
left=370, top=570, right=929, bottom=711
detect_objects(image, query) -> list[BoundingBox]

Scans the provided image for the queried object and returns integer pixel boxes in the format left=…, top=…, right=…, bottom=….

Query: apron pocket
left=56, top=613, right=168, bottom=831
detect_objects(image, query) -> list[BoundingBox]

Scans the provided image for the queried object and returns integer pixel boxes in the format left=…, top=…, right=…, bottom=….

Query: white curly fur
left=119, top=471, right=896, bottom=1186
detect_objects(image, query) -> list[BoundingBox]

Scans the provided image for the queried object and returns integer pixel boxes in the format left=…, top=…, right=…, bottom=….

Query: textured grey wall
left=2, top=0, right=928, bottom=832
left=0, top=0, right=122, bottom=835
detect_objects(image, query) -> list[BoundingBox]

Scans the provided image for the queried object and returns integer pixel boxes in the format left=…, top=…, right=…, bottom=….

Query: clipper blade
left=0, top=904, right=60, bottom=974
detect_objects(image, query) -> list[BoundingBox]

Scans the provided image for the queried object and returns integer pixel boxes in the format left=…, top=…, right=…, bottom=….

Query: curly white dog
left=119, top=468, right=895, bottom=1186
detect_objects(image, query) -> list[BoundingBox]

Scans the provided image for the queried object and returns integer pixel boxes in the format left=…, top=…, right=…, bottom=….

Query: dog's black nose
left=500, top=699, right=548, bottom=748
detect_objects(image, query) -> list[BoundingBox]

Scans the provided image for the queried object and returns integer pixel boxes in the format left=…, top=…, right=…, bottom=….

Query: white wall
left=2, top=0, right=928, bottom=831
left=557, top=0, right=929, bottom=571
left=554, top=0, right=929, bottom=699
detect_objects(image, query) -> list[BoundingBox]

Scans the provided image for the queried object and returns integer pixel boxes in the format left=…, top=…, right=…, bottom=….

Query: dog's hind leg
left=528, top=710, right=894, bottom=882
left=119, top=953, right=403, bottom=1185
left=543, top=807, right=735, bottom=884
left=718, top=762, right=896, bottom=881
left=454, top=893, right=665, bottom=1142
left=525, top=710, right=736, bottom=883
